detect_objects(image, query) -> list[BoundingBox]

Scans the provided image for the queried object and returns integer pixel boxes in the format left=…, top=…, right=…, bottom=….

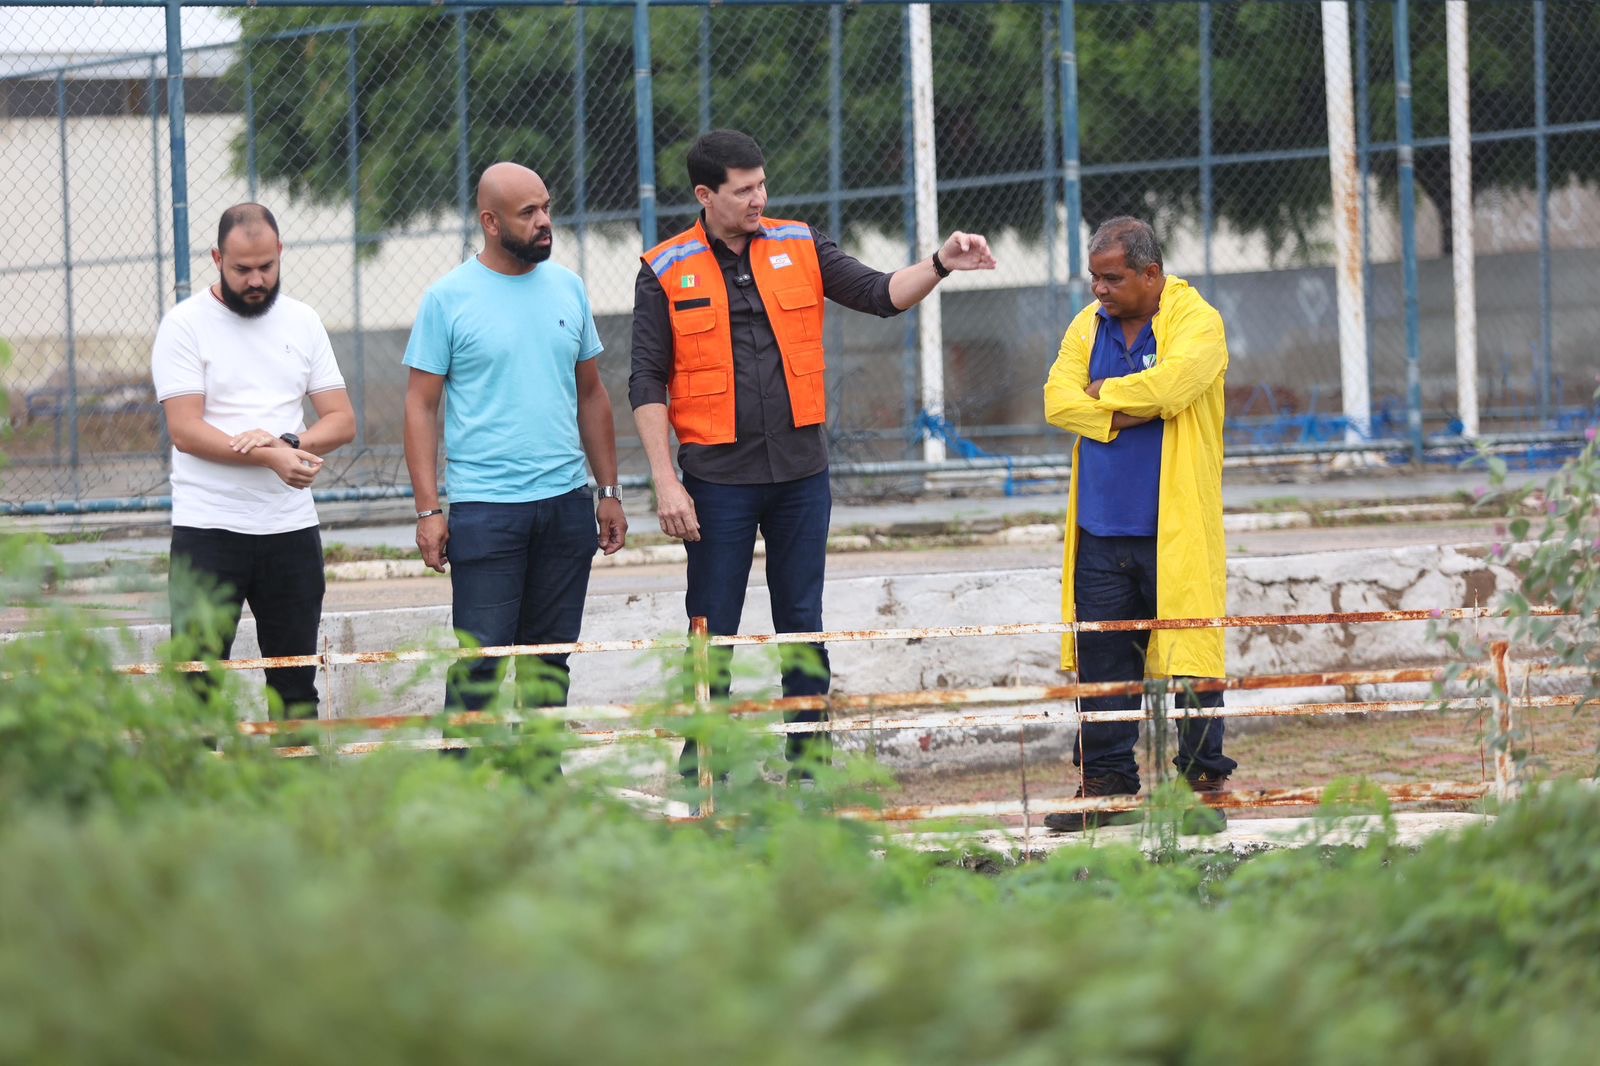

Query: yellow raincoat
left=1043, top=275, right=1228, bottom=678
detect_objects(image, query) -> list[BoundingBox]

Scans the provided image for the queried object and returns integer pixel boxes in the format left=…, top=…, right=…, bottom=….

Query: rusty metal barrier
left=88, top=602, right=1587, bottom=827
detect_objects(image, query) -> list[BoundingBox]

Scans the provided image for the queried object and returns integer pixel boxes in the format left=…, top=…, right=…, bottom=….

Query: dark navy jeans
left=680, top=469, right=832, bottom=775
left=170, top=524, right=325, bottom=720
left=1074, top=528, right=1237, bottom=791
left=445, top=489, right=597, bottom=711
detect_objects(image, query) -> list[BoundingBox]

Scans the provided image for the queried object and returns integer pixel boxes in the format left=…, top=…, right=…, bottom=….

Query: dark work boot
left=1043, top=776, right=1141, bottom=833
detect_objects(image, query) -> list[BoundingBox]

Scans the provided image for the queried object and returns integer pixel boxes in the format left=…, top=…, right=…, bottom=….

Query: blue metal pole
left=1199, top=0, right=1213, bottom=292
left=1042, top=5, right=1058, bottom=321
left=244, top=50, right=258, bottom=200
left=1356, top=0, right=1375, bottom=406
left=829, top=4, right=843, bottom=242
left=1534, top=0, right=1551, bottom=424
left=1393, top=0, right=1424, bottom=464
left=456, top=11, right=472, bottom=258
left=1060, top=0, right=1083, bottom=310
left=900, top=5, right=918, bottom=443
left=164, top=0, right=191, bottom=302
left=698, top=8, right=712, bottom=132
left=575, top=7, right=589, bottom=276
left=826, top=5, right=844, bottom=361
left=633, top=0, right=657, bottom=247
left=347, top=28, right=366, bottom=449
left=149, top=57, right=165, bottom=324
left=57, top=73, right=80, bottom=495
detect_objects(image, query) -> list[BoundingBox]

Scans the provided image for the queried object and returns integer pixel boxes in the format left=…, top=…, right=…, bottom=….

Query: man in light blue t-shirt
left=403, top=162, right=627, bottom=737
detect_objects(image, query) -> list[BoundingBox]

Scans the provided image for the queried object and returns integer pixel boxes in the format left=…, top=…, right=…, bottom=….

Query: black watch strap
left=930, top=250, right=952, bottom=279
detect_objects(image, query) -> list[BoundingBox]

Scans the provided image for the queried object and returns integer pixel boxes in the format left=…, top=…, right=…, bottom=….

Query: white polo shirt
left=151, top=289, right=346, bottom=534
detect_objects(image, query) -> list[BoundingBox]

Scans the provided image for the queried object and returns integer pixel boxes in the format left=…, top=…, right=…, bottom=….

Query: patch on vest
left=768, top=253, right=793, bottom=269
left=680, top=275, right=697, bottom=289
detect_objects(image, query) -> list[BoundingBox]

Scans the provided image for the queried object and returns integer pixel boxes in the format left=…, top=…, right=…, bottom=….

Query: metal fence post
left=1392, top=0, right=1425, bottom=464
left=900, top=6, right=919, bottom=448
left=1533, top=0, right=1552, bottom=425
left=1324, top=0, right=1371, bottom=442
left=56, top=73, right=79, bottom=495
left=910, top=4, right=943, bottom=465
left=456, top=11, right=473, bottom=260
left=244, top=50, right=258, bottom=201
left=346, top=28, right=366, bottom=450
left=575, top=7, right=589, bottom=276
left=1355, top=0, right=1375, bottom=412
left=698, top=7, right=713, bottom=133
left=1446, top=0, right=1478, bottom=438
left=1059, top=0, right=1084, bottom=311
left=1042, top=5, right=1059, bottom=324
left=149, top=57, right=165, bottom=326
left=826, top=5, right=844, bottom=362
left=633, top=0, right=657, bottom=248
left=164, top=0, right=191, bottom=302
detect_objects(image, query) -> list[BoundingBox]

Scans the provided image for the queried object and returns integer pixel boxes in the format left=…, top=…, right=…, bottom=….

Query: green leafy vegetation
left=4, top=421, right=1600, bottom=1061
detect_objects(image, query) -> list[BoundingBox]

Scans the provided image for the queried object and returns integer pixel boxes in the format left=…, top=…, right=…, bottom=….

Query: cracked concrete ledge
left=910, top=811, right=1492, bottom=860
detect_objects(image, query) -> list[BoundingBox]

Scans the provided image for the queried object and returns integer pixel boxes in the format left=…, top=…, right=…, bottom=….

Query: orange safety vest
left=641, top=216, right=827, bottom=446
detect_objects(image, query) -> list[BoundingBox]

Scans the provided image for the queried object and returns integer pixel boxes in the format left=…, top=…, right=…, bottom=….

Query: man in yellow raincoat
left=1040, top=217, right=1235, bottom=832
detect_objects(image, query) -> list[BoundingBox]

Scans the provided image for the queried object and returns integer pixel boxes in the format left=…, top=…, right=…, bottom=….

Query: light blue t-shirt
left=403, top=257, right=603, bottom=503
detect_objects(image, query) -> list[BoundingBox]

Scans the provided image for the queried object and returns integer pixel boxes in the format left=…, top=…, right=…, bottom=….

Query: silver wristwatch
left=596, top=485, right=623, bottom=502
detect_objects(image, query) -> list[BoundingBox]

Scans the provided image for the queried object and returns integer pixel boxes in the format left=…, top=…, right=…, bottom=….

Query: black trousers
left=169, top=525, right=325, bottom=719
left=1074, top=529, right=1237, bottom=790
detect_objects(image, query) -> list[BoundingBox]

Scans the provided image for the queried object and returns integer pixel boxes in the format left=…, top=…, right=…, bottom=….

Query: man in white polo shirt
left=152, top=203, right=355, bottom=724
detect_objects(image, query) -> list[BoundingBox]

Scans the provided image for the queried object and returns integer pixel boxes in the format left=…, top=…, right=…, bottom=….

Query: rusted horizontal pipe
left=248, top=694, right=1583, bottom=750
left=234, top=672, right=1583, bottom=738
left=111, top=605, right=1570, bottom=677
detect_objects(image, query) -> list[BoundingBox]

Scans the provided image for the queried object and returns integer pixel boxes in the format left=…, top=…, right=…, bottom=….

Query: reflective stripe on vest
left=641, top=216, right=827, bottom=447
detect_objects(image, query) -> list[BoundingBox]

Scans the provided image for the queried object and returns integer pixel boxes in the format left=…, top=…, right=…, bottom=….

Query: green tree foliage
left=228, top=4, right=1600, bottom=257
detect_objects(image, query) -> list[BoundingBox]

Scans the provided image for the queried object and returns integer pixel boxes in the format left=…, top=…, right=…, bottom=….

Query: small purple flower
left=1492, top=542, right=1504, bottom=558
left=1548, top=500, right=1559, bottom=514
left=1588, top=426, right=1597, bottom=442
left=1473, top=485, right=1488, bottom=499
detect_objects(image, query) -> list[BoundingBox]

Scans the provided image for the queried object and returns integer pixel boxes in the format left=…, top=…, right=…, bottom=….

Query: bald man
left=403, top=163, right=626, bottom=737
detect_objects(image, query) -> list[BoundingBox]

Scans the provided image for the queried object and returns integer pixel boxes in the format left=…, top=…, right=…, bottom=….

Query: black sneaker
left=1043, top=776, right=1141, bottom=833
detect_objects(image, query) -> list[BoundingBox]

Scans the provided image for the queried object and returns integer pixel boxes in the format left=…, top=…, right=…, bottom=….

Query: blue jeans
left=680, top=469, right=832, bottom=774
left=445, top=490, right=597, bottom=711
left=1073, top=529, right=1237, bottom=791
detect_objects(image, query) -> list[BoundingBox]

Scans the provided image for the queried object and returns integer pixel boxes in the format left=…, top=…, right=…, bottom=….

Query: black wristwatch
left=930, top=250, right=952, bottom=279
left=278, top=432, right=301, bottom=449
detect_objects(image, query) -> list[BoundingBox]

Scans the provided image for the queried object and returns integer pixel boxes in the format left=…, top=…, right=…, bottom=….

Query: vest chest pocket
left=772, top=285, right=822, bottom=340
left=670, top=305, right=720, bottom=368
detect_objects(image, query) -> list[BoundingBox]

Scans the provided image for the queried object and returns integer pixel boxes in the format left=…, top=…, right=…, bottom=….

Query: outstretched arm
left=887, top=231, right=998, bottom=310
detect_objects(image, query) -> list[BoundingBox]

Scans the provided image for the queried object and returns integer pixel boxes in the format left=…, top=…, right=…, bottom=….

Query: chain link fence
left=3, top=1, right=1598, bottom=511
